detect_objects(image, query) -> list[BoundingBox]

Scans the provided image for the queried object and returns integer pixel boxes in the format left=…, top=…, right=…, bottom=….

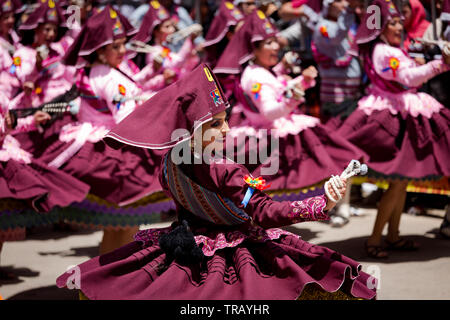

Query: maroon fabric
left=353, top=0, right=401, bottom=46
left=0, top=158, right=89, bottom=212
left=203, top=1, right=244, bottom=48
left=444, top=0, right=450, bottom=15
left=132, top=0, right=171, bottom=43
left=31, top=136, right=166, bottom=205
left=203, top=1, right=244, bottom=67
left=18, top=0, right=66, bottom=30
left=214, top=10, right=278, bottom=75
left=104, top=63, right=230, bottom=150
left=246, top=124, right=367, bottom=190
left=63, top=5, right=136, bottom=66
left=56, top=159, right=376, bottom=300
left=0, top=0, right=22, bottom=15
left=305, top=0, right=323, bottom=12
left=337, top=108, right=450, bottom=179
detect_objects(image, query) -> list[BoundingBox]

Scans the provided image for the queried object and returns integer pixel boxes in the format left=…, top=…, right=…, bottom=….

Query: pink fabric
left=144, top=38, right=200, bottom=91
left=358, top=43, right=449, bottom=118
left=134, top=224, right=298, bottom=257
left=403, top=0, right=430, bottom=50
left=76, top=63, right=140, bottom=128
left=0, top=134, right=32, bottom=164
left=0, top=31, right=22, bottom=101
left=8, top=44, right=77, bottom=109
left=0, top=109, right=37, bottom=164
left=232, top=64, right=318, bottom=136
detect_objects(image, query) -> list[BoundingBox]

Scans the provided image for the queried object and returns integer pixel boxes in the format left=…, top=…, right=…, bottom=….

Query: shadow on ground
left=6, top=285, right=79, bottom=300
left=38, top=245, right=99, bottom=259
left=26, top=224, right=100, bottom=241
left=0, top=266, right=40, bottom=286
left=316, top=233, right=450, bottom=263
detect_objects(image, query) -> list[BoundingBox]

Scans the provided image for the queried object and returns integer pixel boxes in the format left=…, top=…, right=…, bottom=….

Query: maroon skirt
left=245, top=123, right=367, bottom=191
left=56, top=228, right=377, bottom=300
left=0, top=158, right=89, bottom=212
left=0, top=158, right=89, bottom=240
left=337, top=108, right=450, bottom=179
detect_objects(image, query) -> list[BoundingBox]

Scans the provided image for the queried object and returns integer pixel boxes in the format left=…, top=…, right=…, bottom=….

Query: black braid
left=158, top=220, right=204, bottom=265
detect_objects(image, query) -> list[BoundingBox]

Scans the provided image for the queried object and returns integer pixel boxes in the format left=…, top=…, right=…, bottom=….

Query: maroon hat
left=133, top=0, right=171, bottom=43
left=63, top=5, right=136, bottom=67
left=0, top=0, right=23, bottom=15
left=18, top=0, right=66, bottom=30
left=203, top=1, right=244, bottom=48
left=214, top=9, right=278, bottom=74
left=353, top=0, right=402, bottom=46
left=104, top=63, right=230, bottom=150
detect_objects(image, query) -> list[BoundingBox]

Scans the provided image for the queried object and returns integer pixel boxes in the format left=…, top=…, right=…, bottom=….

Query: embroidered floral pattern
left=133, top=226, right=172, bottom=245
left=288, top=195, right=328, bottom=223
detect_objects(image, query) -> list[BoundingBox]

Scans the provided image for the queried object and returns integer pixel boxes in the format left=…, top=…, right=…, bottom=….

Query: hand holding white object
left=324, top=160, right=368, bottom=209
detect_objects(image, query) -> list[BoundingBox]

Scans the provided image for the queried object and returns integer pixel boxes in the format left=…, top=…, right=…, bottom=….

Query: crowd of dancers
left=0, top=0, right=449, bottom=300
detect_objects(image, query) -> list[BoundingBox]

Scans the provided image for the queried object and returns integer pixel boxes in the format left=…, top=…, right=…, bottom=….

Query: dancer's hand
left=443, top=44, right=450, bottom=65
left=301, top=66, right=318, bottom=83
left=324, top=177, right=347, bottom=211
left=34, top=110, right=51, bottom=125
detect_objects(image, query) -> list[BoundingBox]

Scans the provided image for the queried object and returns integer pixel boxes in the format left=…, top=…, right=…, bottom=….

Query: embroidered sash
left=163, top=152, right=251, bottom=225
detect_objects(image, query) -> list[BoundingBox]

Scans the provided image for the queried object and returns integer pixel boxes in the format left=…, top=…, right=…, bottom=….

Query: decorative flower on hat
left=243, top=175, right=271, bottom=191
left=109, top=8, right=117, bottom=19
left=2, top=0, right=12, bottom=11
left=382, top=57, right=400, bottom=78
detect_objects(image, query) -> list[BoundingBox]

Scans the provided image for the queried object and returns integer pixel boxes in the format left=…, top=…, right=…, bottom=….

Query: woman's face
left=200, top=110, right=230, bottom=151
left=254, top=37, right=280, bottom=69
left=328, top=0, right=348, bottom=20
left=0, top=13, right=15, bottom=36
left=154, top=19, right=176, bottom=43
left=402, top=3, right=412, bottom=29
left=98, top=37, right=127, bottom=67
left=239, top=0, right=257, bottom=16
left=34, top=23, right=58, bottom=46
left=348, top=0, right=364, bottom=21
left=381, top=17, right=403, bottom=47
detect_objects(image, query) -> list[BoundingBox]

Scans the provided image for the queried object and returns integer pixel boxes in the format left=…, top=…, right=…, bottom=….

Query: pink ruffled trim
left=359, top=87, right=443, bottom=119
left=273, top=114, right=320, bottom=137
left=59, top=123, right=110, bottom=143
left=228, top=114, right=319, bottom=139
left=0, top=135, right=32, bottom=163
left=134, top=224, right=298, bottom=257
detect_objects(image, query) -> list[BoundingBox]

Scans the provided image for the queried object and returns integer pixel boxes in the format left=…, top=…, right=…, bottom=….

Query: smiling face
left=154, top=19, right=176, bottom=43
left=97, top=37, right=127, bottom=67
left=253, top=37, right=280, bottom=69
left=34, top=23, right=58, bottom=46
left=381, top=16, right=403, bottom=47
left=0, top=12, right=15, bottom=37
left=199, top=110, right=230, bottom=151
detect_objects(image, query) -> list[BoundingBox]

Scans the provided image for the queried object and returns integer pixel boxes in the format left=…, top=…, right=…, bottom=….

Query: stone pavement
left=0, top=196, right=449, bottom=300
